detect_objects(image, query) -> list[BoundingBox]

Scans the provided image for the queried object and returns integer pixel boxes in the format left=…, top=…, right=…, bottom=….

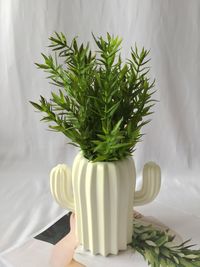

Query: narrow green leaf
left=29, top=101, right=43, bottom=111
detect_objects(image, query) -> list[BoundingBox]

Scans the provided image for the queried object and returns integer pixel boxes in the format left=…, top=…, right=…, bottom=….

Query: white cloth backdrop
left=0, top=0, right=200, bottom=265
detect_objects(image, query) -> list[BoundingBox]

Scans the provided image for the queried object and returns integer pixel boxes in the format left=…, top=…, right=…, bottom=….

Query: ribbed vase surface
left=72, top=153, right=136, bottom=256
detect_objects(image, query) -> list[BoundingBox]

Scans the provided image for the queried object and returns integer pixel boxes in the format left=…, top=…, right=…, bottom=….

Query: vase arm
left=50, top=164, right=75, bottom=212
left=134, top=162, right=161, bottom=206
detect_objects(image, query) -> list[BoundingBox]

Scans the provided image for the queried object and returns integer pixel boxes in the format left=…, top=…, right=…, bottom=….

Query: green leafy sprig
left=30, top=32, right=156, bottom=162
left=132, top=222, right=200, bottom=267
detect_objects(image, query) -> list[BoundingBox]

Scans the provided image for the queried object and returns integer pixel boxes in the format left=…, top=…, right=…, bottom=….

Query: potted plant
left=30, top=32, right=161, bottom=256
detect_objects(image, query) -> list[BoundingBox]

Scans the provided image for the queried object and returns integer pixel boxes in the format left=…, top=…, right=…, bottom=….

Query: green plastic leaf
left=29, top=101, right=43, bottom=111
left=145, top=240, right=157, bottom=247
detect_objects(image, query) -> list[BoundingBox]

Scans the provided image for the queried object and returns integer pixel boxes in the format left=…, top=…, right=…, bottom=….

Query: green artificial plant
left=30, top=32, right=155, bottom=162
left=132, top=222, right=200, bottom=267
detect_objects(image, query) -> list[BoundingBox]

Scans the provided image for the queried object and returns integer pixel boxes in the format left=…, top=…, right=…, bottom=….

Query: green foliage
left=30, top=32, right=156, bottom=162
left=132, top=222, right=200, bottom=267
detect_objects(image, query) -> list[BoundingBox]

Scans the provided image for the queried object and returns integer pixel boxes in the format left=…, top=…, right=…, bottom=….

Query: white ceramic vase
left=50, top=152, right=161, bottom=256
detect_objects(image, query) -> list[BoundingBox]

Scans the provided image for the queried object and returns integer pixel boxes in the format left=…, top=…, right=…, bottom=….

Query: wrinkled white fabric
left=0, top=0, right=200, bottom=264
left=2, top=202, right=200, bottom=267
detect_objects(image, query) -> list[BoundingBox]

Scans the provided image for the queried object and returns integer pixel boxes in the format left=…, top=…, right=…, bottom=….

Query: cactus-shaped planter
left=50, top=153, right=161, bottom=256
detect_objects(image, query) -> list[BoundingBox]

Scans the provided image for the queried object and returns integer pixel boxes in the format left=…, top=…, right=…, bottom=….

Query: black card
left=34, top=212, right=72, bottom=245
